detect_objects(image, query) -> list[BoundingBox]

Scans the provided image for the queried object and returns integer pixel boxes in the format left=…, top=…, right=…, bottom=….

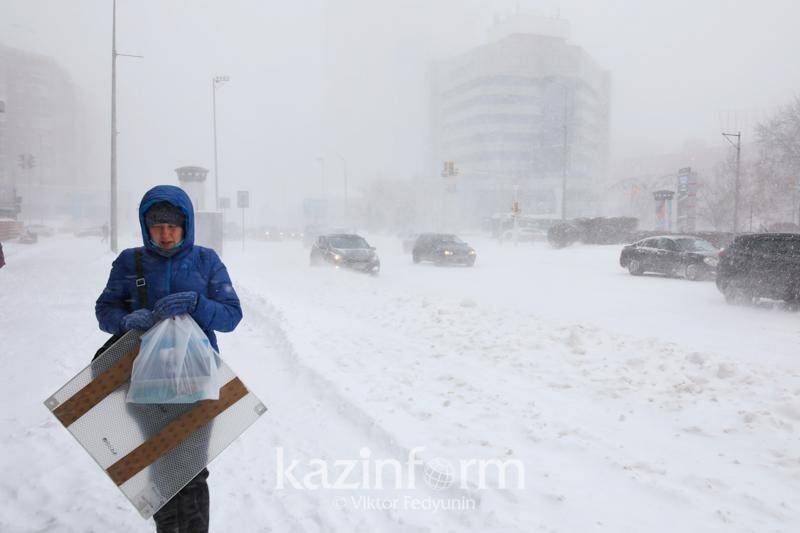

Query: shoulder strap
left=134, top=249, right=148, bottom=309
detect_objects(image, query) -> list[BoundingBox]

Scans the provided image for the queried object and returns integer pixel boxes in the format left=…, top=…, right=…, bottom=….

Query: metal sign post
left=237, top=190, right=249, bottom=252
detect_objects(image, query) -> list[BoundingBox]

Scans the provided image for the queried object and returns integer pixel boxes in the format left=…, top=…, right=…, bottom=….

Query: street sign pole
left=237, top=190, right=249, bottom=252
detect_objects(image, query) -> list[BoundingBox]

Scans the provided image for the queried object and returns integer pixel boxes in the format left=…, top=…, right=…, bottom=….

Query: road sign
left=236, top=191, right=249, bottom=209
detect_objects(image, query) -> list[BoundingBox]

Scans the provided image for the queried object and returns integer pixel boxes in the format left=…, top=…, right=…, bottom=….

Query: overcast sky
left=2, top=0, right=799, bottom=220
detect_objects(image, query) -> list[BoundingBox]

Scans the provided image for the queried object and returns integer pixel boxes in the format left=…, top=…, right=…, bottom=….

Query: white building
left=430, top=14, right=610, bottom=226
left=0, top=44, right=95, bottom=222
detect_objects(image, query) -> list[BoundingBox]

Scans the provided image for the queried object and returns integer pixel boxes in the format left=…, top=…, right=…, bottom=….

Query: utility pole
left=109, top=0, right=141, bottom=253
left=212, top=75, right=229, bottom=211
left=722, top=131, right=741, bottom=234
left=39, top=134, right=43, bottom=224
left=561, top=85, right=569, bottom=220
left=110, top=0, right=117, bottom=253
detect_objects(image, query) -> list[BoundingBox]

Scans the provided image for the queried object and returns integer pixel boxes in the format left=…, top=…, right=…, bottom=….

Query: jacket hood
left=138, top=185, right=195, bottom=257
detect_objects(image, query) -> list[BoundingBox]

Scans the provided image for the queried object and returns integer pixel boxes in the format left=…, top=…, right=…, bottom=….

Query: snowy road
left=1, top=234, right=798, bottom=532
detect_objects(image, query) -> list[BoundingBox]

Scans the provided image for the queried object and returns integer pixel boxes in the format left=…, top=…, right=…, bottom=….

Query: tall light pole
left=561, top=85, right=570, bottom=220
left=336, top=152, right=348, bottom=221
left=109, top=0, right=141, bottom=253
left=110, top=0, right=117, bottom=252
left=722, top=131, right=741, bottom=233
left=212, top=75, right=229, bottom=211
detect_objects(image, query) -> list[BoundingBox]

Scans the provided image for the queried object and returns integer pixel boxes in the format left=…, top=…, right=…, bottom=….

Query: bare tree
left=697, top=155, right=736, bottom=231
left=752, top=96, right=800, bottom=226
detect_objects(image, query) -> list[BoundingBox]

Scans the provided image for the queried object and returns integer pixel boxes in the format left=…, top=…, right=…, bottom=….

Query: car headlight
left=704, top=257, right=719, bottom=267
left=468, top=249, right=476, bottom=255
left=333, top=254, right=342, bottom=261
left=443, top=250, right=453, bottom=256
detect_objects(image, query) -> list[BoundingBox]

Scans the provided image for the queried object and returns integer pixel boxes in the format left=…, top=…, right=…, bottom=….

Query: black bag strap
left=93, top=249, right=148, bottom=361
left=134, top=248, right=148, bottom=309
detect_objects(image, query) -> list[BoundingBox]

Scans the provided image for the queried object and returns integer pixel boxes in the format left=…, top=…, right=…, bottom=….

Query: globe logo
left=423, top=458, right=455, bottom=490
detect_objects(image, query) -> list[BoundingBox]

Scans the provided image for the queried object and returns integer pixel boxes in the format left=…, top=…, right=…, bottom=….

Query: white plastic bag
left=127, top=314, right=220, bottom=404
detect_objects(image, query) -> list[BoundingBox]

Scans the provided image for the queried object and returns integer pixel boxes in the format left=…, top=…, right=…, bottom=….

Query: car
left=412, top=233, right=476, bottom=266
left=263, top=227, right=286, bottom=241
left=310, top=233, right=380, bottom=275
left=715, top=233, right=800, bottom=305
left=26, top=224, right=55, bottom=237
left=74, top=226, right=105, bottom=238
left=619, top=235, right=719, bottom=280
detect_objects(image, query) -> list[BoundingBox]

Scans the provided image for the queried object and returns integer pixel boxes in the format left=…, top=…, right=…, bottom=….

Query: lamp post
left=212, top=75, right=229, bottom=211
left=560, top=84, right=570, bottom=220
left=336, top=152, right=348, bottom=221
left=109, top=0, right=141, bottom=253
left=722, top=131, right=741, bottom=234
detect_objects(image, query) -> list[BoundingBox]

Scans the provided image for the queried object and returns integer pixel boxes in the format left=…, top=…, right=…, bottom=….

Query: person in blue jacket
left=96, top=184, right=242, bottom=533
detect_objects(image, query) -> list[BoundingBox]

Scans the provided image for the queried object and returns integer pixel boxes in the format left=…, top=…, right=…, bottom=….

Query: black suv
left=716, top=233, right=800, bottom=304
left=310, top=234, right=380, bottom=274
left=412, top=233, right=476, bottom=266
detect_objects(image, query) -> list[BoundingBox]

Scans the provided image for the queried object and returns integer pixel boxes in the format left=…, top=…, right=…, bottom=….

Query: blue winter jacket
left=95, top=185, right=242, bottom=351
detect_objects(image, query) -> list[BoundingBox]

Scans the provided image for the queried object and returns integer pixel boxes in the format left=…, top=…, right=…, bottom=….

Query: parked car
left=26, top=224, right=55, bottom=237
left=74, top=226, right=105, bottom=238
left=18, top=230, right=38, bottom=244
left=310, top=233, right=380, bottom=275
left=619, top=235, right=719, bottom=280
left=716, top=233, right=800, bottom=305
left=412, top=233, right=476, bottom=266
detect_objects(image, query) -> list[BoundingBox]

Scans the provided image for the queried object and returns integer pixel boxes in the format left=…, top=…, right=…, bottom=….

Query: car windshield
left=437, top=235, right=464, bottom=244
left=675, top=238, right=716, bottom=252
left=328, top=236, right=369, bottom=249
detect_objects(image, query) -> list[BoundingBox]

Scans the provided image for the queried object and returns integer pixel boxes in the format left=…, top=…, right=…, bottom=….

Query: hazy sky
left=2, top=0, right=799, bottom=220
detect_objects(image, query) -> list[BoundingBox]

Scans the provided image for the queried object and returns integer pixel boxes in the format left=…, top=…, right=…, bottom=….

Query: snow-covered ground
left=1, top=233, right=798, bottom=532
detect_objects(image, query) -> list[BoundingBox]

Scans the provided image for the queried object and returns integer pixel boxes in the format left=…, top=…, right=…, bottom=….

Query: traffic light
left=441, top=160, right=458, bottom=177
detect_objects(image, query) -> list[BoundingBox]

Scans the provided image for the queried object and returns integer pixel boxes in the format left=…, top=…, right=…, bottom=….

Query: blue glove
left=121, top=309, right=156, bottom=332
left=154, top=291, right=198, bottom=318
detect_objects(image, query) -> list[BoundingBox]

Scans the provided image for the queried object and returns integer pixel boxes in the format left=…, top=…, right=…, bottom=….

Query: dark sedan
left=310, top=234, right=380, bottom=275
left=619, top=235, right=719, bottom=280
left=412, top=233, right=476, bottom=266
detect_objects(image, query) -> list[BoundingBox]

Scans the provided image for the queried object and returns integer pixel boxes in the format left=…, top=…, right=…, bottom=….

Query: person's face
left=149, top=224, right=183, bottom=249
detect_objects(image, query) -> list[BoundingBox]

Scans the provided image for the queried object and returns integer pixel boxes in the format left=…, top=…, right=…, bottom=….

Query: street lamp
left=109, top=0, right=142, bottom=253
left=212, top=75, right=230, bottom=211
left=722, top=131, right=741, bottom=234
left=335, top=152, right=348, bottom=221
